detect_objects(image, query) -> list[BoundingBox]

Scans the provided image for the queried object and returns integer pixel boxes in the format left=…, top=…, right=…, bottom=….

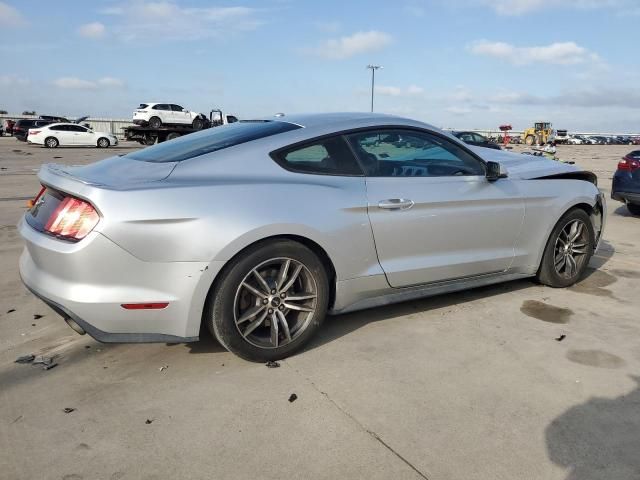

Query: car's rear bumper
left=132, top=119, right=147, bottom=126
left=612, top=191, right=640, bottom=204
left=18, top=217, right=215, bottom=342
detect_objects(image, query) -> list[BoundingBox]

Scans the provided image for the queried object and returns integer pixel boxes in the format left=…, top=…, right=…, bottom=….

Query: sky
left=1, top=0, right=640, bottom=132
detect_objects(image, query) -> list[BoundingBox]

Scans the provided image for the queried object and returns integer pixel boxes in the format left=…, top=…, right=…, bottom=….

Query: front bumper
left=18, top=217, right=215, bottom=342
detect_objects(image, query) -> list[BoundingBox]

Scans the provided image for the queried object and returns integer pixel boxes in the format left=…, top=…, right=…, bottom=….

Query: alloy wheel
left=233, top=257, right=318, bottom=349
left=553, top=219, right=589, bottom=279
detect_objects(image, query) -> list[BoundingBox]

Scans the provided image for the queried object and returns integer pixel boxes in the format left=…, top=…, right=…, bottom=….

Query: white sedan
left=27, top=123, right=118, bottom=148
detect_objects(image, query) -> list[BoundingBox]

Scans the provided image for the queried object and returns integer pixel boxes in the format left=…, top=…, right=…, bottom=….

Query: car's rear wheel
left=206, top=239, right=329, bottom=362
left=166, top=132, right=181, bottom=141
left=97, top=137, right=110, bottom=148
left=44, top=137, right=58, bottom=148
left=536, top=208, right=595, bottom=287
left=627, top=203, right=640, bottom=216
left=192, top=118, right=204, bottom=130
left=148, top=116, right=162, bottom=129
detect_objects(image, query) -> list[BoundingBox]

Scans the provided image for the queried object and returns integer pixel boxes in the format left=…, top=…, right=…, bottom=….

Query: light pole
left=366, top=64, right=382, bottom=112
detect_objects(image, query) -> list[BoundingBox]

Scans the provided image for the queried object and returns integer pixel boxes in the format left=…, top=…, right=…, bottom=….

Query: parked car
left=132, top=103, right=205, bottom=130
left=631, top=137, right=640, bottom=145
left=611, top=150, right=640, bottom=216
left=451, top=131, right=501, bottom=150
left=39, top=115, right=71, bottom=123
left=27, top=123, right=117, bottom=148
left=3, top=119, right=16, bottom=136
left=12, top=119, right=54, bottom=141
left=567, top=136, right=583, bottom=145
left=19, top=113, right=605, bottom=361
left=589, top=136, right=607, bottom=145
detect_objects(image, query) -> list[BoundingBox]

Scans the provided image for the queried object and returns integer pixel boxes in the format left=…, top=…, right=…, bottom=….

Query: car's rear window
left=127, top=121, right=302, bottom=163
left=138, top=104, right=148, bottom=109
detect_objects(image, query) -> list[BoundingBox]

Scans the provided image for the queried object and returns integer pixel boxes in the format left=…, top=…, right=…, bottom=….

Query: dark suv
left=12, top=119, right=54, bottom=141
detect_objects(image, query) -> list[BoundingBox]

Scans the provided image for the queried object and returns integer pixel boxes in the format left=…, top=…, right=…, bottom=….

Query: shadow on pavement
left=305, top=278, right=534, bottom=352
left=546, top=377, right=640, bottom=480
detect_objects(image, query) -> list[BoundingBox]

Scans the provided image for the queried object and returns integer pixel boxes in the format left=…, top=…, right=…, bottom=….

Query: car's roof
left=266, top=112, right=418, bottom=129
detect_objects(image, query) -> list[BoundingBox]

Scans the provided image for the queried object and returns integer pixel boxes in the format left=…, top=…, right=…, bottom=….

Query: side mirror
left=486, top=161, right=508, bottom=181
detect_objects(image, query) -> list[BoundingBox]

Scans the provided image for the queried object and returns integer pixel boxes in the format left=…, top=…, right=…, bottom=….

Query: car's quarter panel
left=509, top=179, right=603, bottom=273
left=365, top=176, right=525, bottom=287
left=18, top=219, right=213, bottom=338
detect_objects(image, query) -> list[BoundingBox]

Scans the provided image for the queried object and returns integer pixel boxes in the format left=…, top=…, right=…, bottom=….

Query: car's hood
left=469, top=146, right=580, bottom=179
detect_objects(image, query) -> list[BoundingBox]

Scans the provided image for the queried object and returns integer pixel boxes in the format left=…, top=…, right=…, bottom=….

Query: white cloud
left=469, top=40, right=598, bottom=65
left=480, top=0, right=626, bottom=16
left=375, top=84, right=424, bottom=96
left=78, top=22, right=106, bottom=39
left=53, top=77, right=126, bottom=90
left=308, top=31, right=392, bottom=60
left=0, top=74, right=30, bottom=87
left=104, top=2, right=262, bottom=41
left=315, top=21, right=340, bottom=33
left=446, top=106, right=472, bottom=115
left=491, top=87, right=640, bottom=108
left=0, top=1, right=27, bottom=27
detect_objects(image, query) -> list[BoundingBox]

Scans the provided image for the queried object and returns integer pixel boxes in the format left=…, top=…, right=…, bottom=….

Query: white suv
left=132, top=103, right=205, bottom=129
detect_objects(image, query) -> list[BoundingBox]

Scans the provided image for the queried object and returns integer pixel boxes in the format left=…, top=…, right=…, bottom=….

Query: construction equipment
left=522, top=122, right=555, bottom=146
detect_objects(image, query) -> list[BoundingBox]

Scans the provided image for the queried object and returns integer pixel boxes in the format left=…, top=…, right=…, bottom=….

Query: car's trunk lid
left=40, top=156, right=177, bottom=190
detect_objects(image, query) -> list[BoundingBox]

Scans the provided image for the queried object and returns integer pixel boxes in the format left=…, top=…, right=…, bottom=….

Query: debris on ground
left=266, top=361, right=280, bottom=368
left=15, top=354, right=35, bottom=364
left=33, top=355, right=58, bottom=370
left=159, top=365, right=168, bottom=372
left=145, top=419, right=154, bottom=424
left=84, top=345, right=91, bottom=349
left=7, top=308, right=16, bottom=313
left=33, top=314, right=44, bottom=320
left=555, top=334, right=567, bottom=342
left=63, top=408, right=75, bottom=414
left=31, top=323, right=36, bottom=327
left=288, top=394, right=298, bottom=403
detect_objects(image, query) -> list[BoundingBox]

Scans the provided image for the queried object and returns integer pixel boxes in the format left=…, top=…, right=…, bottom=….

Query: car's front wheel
left=206, top=239, right=329, bottom=362
left=536, top=208, right=595, bottom=287
left=97, top=137, right=110, bottom=148
left=627, top=203, right=640, bottom=216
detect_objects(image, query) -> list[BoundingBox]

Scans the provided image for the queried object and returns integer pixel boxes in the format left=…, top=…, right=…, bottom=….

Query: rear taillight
left=44, top=195, right=99, bottom=241
left=618, top=157, right=640, bottom=171
left=29, top=130, right=40, bottom=135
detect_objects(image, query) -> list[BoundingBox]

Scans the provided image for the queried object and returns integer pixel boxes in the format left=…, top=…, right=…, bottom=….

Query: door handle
left=378, top=198, right=414, bottom=210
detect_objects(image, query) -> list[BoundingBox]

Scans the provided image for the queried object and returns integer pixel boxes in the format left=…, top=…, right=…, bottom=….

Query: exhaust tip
left=64, top=317, right=86, bottom=335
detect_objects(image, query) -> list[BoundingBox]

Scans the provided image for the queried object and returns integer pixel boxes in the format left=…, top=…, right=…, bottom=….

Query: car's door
left=152, top=104, right=171, bottom=124
left=66, top=125, right=92, bottom=145
left=170, top=104, right=190, bottom=124
left=49, top=125, right=74, bottom=145
left=346, top=128, right=525, bottom=288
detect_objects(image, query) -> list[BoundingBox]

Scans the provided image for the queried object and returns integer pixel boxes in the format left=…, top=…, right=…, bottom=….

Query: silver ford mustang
left=19, top=113, right=605, bottom=361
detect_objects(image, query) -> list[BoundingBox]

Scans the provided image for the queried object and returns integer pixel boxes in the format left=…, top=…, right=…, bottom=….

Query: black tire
left=206, top=239, right=329, bottom=362
left=166, top=132, right=181, bottom=141
left=536, top=208, right=595, bottom=288
left=525, top=135, right=535, bottom=146
left=44, top=136, right=58, bottom=148
left=627, top=203, right=640, bottom=216
left=148, top=116, right=162, bottom=129
left=97, top=137, right=110, bottom=148
left=143, top=136, right=156, bottom=146
left=192, top=118, right=204, bottom=130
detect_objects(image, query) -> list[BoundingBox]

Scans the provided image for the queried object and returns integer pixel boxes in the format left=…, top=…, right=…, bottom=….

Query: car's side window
left=459, top=132, right=474, bottom=143
left=170, top=104, right=183, bottom=111
left=50, top=125, right=66, bottom=131
left=346, top=129, right=485, bottom=177
left=153, top=104, right=169, bottom=111
left=273, top=136, right=363, bottom=176
left=472, top=133, right=486, bottom=143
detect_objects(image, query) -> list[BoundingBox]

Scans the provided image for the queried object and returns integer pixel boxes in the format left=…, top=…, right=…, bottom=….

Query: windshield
left=126, top=120, right=301, bottom=163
